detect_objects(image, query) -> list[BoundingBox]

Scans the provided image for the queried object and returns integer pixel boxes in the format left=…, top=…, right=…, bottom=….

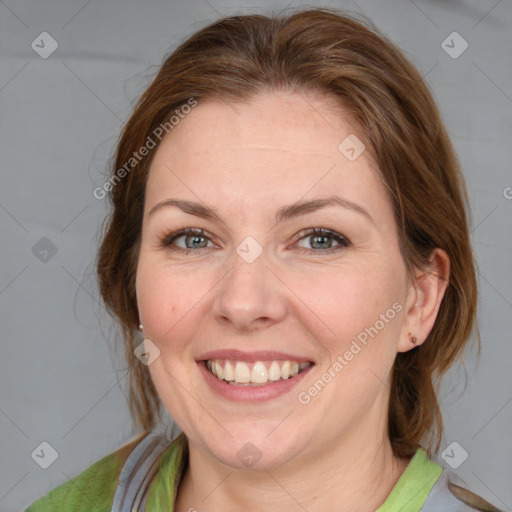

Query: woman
left=25, top=7, right=502, bottom=512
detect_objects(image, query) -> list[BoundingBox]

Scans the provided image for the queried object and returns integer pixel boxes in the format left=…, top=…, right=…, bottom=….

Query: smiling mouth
left=204, top=359, right=313, bottom=386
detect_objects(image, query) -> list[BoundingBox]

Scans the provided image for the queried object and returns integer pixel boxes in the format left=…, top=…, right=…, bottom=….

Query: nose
left=211, top=243, right=288, bottom=332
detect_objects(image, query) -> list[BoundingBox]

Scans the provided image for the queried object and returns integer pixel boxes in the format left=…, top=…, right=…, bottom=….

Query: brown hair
left=96, top=7, right=479, bottom=459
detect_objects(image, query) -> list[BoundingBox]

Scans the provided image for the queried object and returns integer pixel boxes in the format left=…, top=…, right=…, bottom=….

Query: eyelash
left=159, top=227, right=351, bottom=255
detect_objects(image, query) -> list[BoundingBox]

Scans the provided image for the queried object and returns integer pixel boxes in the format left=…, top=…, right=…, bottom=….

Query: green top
left=24, top=434, right=442, bottom=511
left=375, top=447, right=443, bottom=511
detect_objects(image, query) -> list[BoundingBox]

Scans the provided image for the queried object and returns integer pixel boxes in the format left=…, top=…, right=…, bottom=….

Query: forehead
left=145, top=91, right=391, bottom=224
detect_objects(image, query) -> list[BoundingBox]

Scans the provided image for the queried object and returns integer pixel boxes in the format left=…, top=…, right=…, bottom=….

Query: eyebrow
left=148, top=195, right=374, bottom=226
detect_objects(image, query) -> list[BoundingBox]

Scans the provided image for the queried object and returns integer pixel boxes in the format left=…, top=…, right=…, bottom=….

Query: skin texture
left=135, top=91, right=450, bottom=512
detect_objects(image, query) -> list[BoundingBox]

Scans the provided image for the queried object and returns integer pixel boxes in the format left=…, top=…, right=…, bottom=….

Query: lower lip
left=197, top=361, right=313, bottom=402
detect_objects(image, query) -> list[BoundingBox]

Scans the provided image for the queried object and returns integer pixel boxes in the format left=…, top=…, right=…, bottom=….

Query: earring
left=408, top=332, right=418, bottom=345
left=138, top=324, right=143, bottom=331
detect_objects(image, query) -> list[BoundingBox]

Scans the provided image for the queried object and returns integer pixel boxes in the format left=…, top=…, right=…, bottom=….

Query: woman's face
left=136, top=91, right=414, bottom=469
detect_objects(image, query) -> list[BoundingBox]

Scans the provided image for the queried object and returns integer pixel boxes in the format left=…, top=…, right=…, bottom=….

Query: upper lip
left=197, top=349, right=313, bottom=363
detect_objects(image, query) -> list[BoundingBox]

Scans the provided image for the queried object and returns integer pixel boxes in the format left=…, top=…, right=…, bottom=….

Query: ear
left=398, top=248, right=451, bottom=353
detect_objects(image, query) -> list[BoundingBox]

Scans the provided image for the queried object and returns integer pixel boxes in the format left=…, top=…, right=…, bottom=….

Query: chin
left=191, top=423, right=311, bottom=471
left=212, top=440, right=301, bottom=471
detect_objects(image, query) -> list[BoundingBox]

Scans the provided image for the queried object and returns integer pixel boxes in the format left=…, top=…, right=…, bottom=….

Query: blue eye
left=294, top=228, right=350, bottom=254
left=161, top=228, right=211, bottom=250
left=160, top=227, right=350, bottom=254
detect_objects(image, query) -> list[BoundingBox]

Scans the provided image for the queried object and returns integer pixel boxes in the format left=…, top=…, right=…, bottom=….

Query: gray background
left=1, top=0, right=511, bottom=511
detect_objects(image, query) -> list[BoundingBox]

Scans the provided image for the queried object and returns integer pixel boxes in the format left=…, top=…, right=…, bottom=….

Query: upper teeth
left=206, top=359, right=311, bottom=385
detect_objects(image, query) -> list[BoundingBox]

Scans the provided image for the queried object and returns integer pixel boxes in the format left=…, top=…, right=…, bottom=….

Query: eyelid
left=161, top=228, right=216, bottom=248
left=294, top=227, right=350, bottom=242
left=292, top=227, right=351, bottom=252
left=159, top=226, right=350, bottom=255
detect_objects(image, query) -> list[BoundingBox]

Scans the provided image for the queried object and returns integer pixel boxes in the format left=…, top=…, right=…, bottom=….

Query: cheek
left=296, top=265, right=398, bottom=341
left=301, top=264, right=403, bottom=390
left=307, top=276, right=403, bottom=425
left=136, top=260, right=213, bottom=351
left=135, top=245, right=404, bottom=356
left=136, top=263, right=181, bottom=343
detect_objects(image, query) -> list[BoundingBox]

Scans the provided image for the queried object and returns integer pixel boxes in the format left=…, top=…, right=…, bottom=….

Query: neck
left=174, top=419, right=412, bottom=512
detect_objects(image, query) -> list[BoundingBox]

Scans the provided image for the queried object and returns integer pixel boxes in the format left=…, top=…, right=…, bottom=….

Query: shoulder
left=379, top=447, right=503, bottom=512
left=424, top=468, right=503, bottom=512
left=449, top=481, right=503, bottom=511
left=23, top=433, right=146, bottom=512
